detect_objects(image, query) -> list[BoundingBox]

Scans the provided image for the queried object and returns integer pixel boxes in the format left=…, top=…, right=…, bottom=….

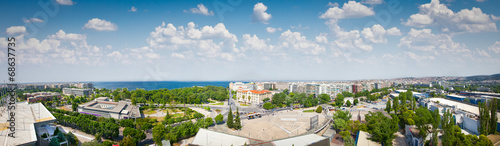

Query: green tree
left=316, top=106, right=323, bottom=113
left=152, top=124, right=165, bottom=146
left=479, top=101, right=490, bottom=135
left=49, top=137, right=60, bottom=146
left=431, top=109, right=440, bottom=146
left=263, top=97, right=270, bottom=102
left=95, top=132, right=102, bottom=143
left=333, top=110, right=352, bottom=122
left=392, top=97, right=399, bottom=114
left=414, top=107, right=432, bottom=145
left=67, top=132, right=77, bottom=144
left=353, top=99, right=359, bottom=105
left=72, top=102, right=78, bottom=111
left=120, top=135, right=136, bottom=146
left=205, top=117, right=213, bottom=128
left=365, top=112, right=399, bottom=146
left=346, top=100, right=351, bottom=107
left=319, top=94, right=330, bottom=104
left=227, top=107, right=233, bottom=128
left=334, top=118, right=348, bottom=131
left=489, top=98, right=498, bottom=134
left=234, top=108, right=241, bottom=129
left=335, top=94, right=345, bottom=107
left=386, top=98, right=391, bottom=114
left=263, top=102, right=273, bottom=110
left=215, top=114, right=224, bottom=124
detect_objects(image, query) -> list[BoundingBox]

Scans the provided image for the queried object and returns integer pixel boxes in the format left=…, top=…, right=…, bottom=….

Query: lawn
left=143, top=110, right=157, bottom=115
left=210, top=102, right=224, bottom=105
left=171, top=113, right=184, bottom=118
left=303, top=109, right=315, bottom=112
left=239, top=103, right=250, bottom=106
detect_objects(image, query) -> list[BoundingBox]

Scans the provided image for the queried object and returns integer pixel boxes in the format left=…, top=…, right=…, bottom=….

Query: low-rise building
left=63, top=88, right=91, bottom=97
left=77, top=98, right=140, bottom=119
left=236, top=90, right=272, bottom=104
left=24, top=92, right=61, bottom=103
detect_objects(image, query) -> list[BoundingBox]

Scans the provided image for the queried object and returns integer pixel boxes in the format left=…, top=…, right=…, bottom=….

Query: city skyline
left=1, top=0, right=500, bottom=83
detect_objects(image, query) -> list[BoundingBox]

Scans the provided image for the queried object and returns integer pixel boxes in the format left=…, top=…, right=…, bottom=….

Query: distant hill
left=465, top=73, right=500, bottom=81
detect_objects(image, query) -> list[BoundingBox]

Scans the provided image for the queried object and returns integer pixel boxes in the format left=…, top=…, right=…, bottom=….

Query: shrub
left=316, top=106, right=323, bottom=113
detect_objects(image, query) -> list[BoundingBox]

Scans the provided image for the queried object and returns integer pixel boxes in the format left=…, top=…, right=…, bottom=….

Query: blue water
left=93, top=81, right=232, bottom=90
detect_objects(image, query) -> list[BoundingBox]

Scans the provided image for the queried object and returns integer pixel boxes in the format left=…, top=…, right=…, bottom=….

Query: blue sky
left=1, top=0, right=500, bottom=82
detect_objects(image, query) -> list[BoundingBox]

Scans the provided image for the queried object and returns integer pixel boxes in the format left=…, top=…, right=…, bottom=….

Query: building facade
left=236, top=90, right=272, bottom=104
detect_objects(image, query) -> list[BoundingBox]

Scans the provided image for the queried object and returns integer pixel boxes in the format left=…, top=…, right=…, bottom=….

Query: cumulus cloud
left=489, top=41, right=500, bottom=53
left=147, top=22, right=238, bottom=61
left=129, top=6, right=137, bottom=12
left=266, top=27, right=282, bottom=33
left=399, top=28, right=470, bottom=55
left=186, top=4, right=213, bottom=16
left=361, top=25, right=401, bottom=43
left=23, top=18, right=44, bottom=23
left=279, top=30, right=325, bottom=55
left=56, top=0, right=74, bottom=5
left=315, top=33, right=328, bottom=44
left=320, top=1, right=374, bottom=19
left=6, top=26, right=26, bottom=35
left=403, top=0, right=497, bottom=33
left=252, top=3, right=272, bottom=24
left=327, top=2, right=339, bottom=7
left=83, top=18, right=118, bottom=31
left=241, top=34, right=273, bottom=52
left=0, top=30, right=109, bottom=65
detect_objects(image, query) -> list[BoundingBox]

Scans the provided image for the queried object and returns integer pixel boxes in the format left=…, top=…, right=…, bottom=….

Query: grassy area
left=210, top=102, right=224, bottom=105
left=240, top=103, right=250, bottom=106
left=143, top=110, right=157, bottom=115
left=208, top=100, right=216, bottom=103
left=171, top=113, right=183, bottom=118
left=303, top=109, right=315, bottom=112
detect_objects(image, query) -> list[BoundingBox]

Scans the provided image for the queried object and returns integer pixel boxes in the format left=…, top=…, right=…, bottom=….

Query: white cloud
left=315, top=33, right=328, bottom=44
left=147, top=22, right=238, bottom=60
left=403, top=0, right=497, bottom=33
left=130, top=46, right=159, bottom=59
left=492, top=15, right=500, bottom=21
left=23, top=18, right=44, bottom=23
left=279, top=30, right=325, bottom=55
left=129, top=6, right=137, bottom=12
left=404, top=51, right=435, bottom=62
left=50, top=30, right=86, bottom=40
left=6, top=26, right=26, bottom=35
left=361, top=0, right=384, bottom=5
left=3, top=30, right=108, bottom=65
left=252, top=3, right=272, bottom=24
left=83, top=18, right=118, bottom=31
left=327, top=2, right=339, bottom=7
left=489, top=41, right=500, bottom=53
left=387, top=27, right=402, bottom=36
left=241, top=34, right=273, bottom=52
left=56, top=0, right=74, bottom=5
left=186, top=4, right=213, bottom=16
left=399, top=28, right=470, bottom=54
left=171, top=53, right=186, bottom=59
left=290, top=24, right=310, bottom=30
left=475, top=48, right=490, bottom=57
left=266, top=27, right=282, bottom=33
left=320, top=1, right=374, bottom=19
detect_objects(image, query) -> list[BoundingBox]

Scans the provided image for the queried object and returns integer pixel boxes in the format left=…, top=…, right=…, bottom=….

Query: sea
left=93, top=81, right=232, bottom=91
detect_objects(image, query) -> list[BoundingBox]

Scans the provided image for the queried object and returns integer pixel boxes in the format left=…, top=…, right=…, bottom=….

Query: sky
left=1, top=0, right=500, bottom=83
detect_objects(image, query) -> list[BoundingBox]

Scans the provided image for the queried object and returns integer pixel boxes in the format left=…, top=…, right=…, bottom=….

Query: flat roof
left=191, top=128, right=249, bottom=146
left=272, top=134, right=327, bottom=146
left=357, top=131, right=381, bottom=146
left=428, top=98, right=500, bottom=123
left=0, top=102, right=55, bottom=145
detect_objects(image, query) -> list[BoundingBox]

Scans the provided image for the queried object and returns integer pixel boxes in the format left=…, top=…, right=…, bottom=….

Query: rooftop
left=0, top=102, right=56, bottom=145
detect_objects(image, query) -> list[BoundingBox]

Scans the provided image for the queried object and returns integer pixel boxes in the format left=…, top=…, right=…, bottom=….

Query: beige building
left=236, top=90, right=272, bottom=104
